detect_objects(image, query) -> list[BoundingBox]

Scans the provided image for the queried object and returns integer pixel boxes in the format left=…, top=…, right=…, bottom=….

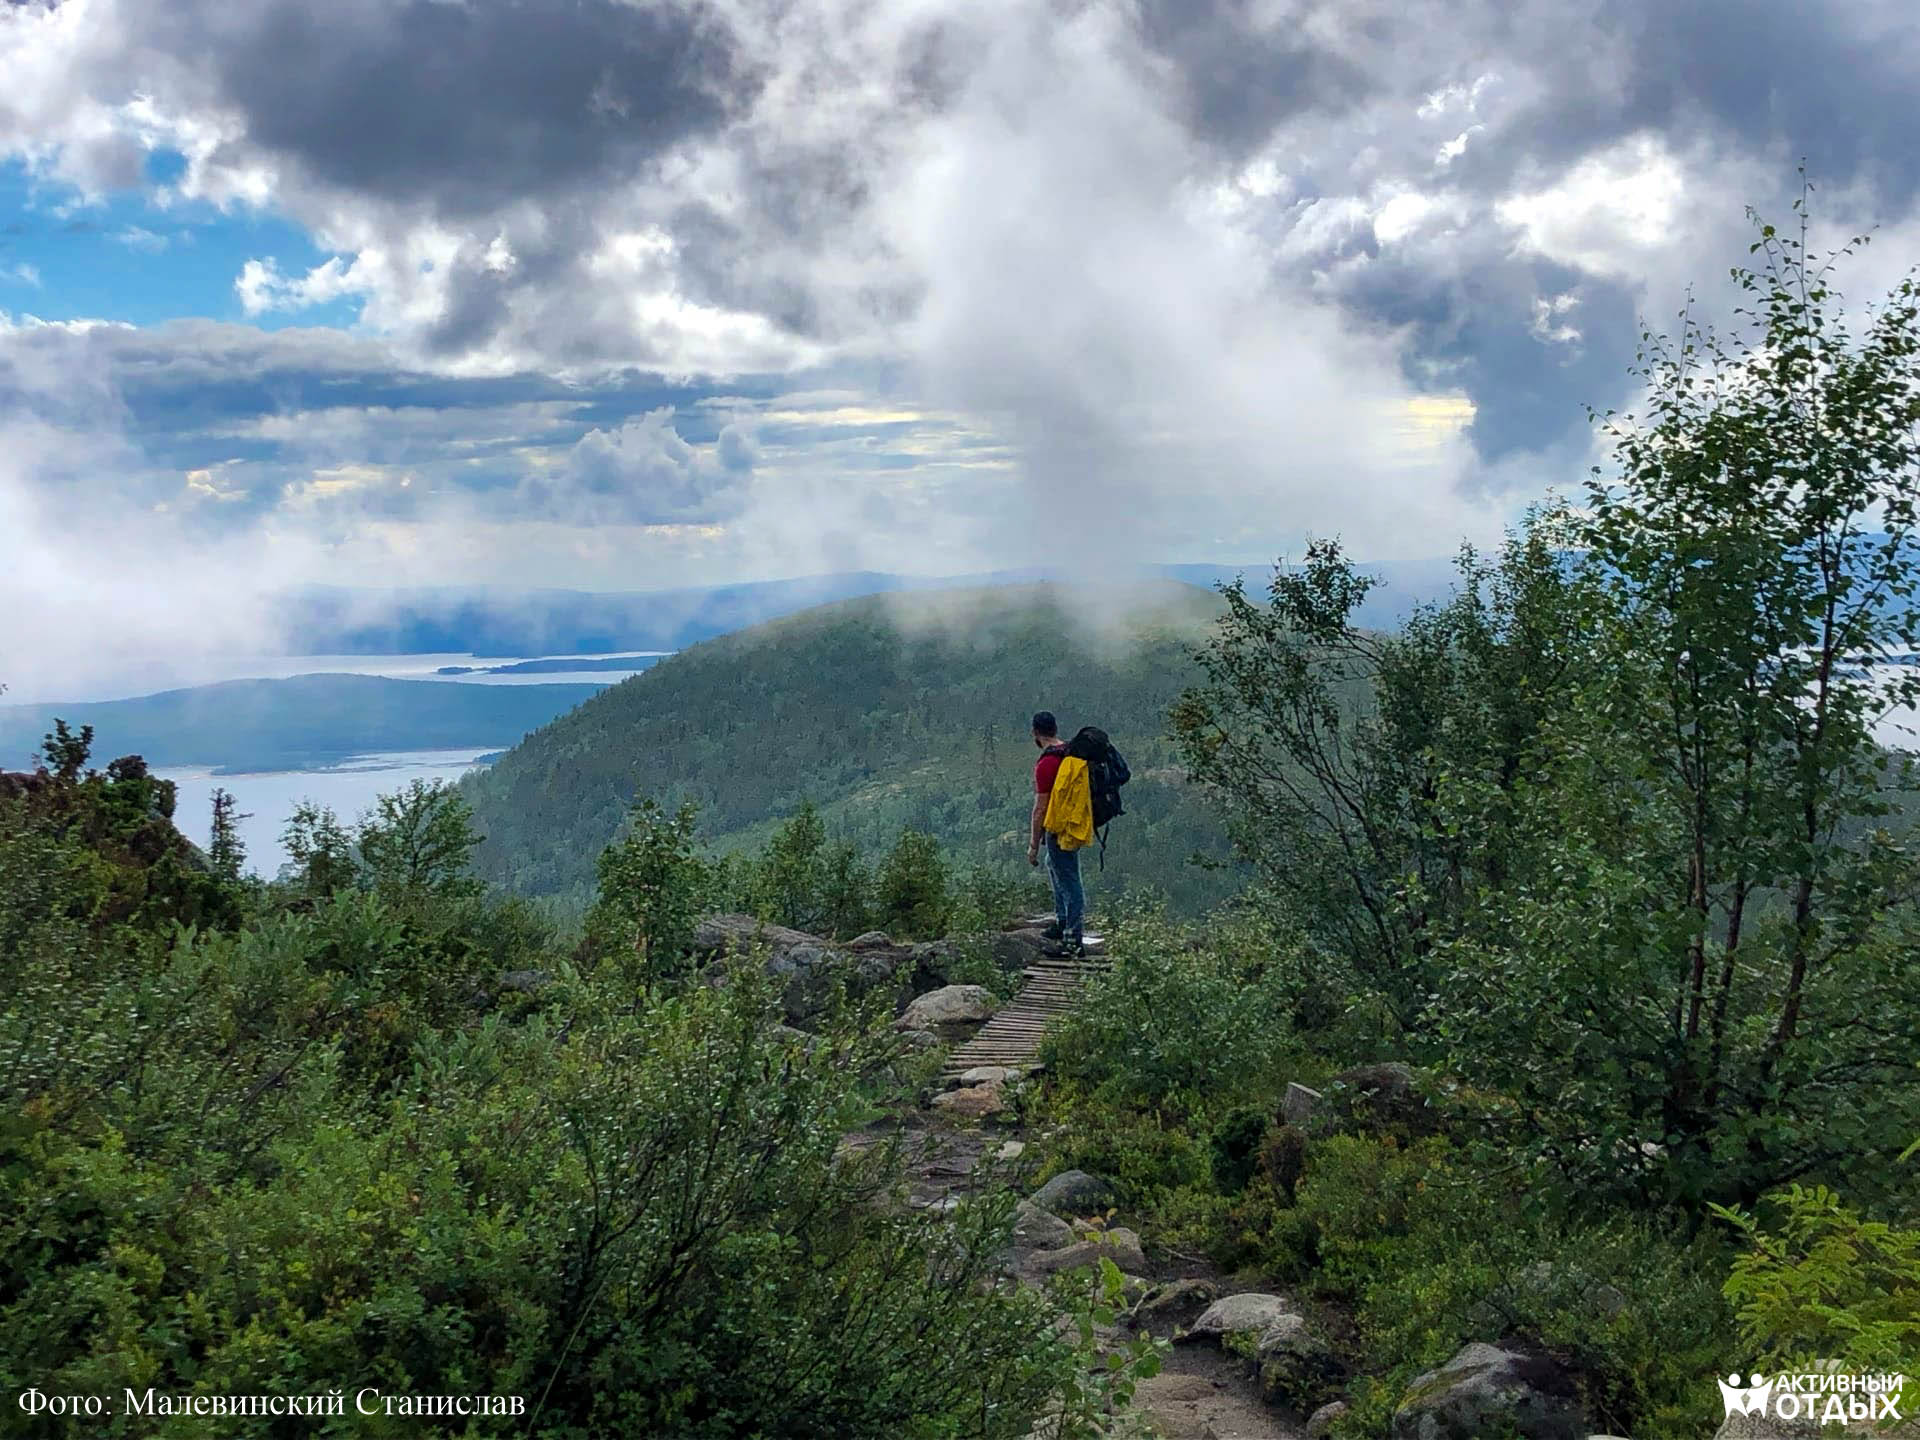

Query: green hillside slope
left=0, top=674, right=605, bottom=773
left=461, top=582, right=1241, bottom=911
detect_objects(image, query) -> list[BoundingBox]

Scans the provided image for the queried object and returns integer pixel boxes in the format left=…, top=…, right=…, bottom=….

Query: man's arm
left=1028, top=791, right=1047, bottom=864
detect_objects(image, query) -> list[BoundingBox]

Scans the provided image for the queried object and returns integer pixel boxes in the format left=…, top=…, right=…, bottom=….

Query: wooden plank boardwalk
left=941, top=947, right=1110, bottom=1078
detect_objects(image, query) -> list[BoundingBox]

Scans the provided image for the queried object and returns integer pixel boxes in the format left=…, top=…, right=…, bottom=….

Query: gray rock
left=1391, top=1342, right=1584, bottom=1440
left=1256, top=1313, right=1343, bottom=1409
left=1133, top=1278, right=1222, bottom=1328
left=896, top=984, right=998, bottom=1030
left=997, top=1140, right=1027, bottom=1162
left=952, top=1065, right=1022, bottom=1088
left=1178, top=1293, right=1299, bottom=1347
left=991, top=930, right=1050, bottom=969
left=1283, top=1081, right=1325, bottom=1127
left=1011, top=1200, right=1076, bottom=1252
left=1025, top=1229, right=1148, bottom=1276
left=497, top=968, right=550, bottom=994
left=692, top=913, right=820, bottom=955
left=1031, top=1168, right=1117, bottom=1217
left=846, top=930, right=896, bottom=949
left=929, top=1083, right=1010, bottom=1120
left=895, top=1027, right=941, bottom=1052
left=1307, top=1401, right=1349, bottom=1438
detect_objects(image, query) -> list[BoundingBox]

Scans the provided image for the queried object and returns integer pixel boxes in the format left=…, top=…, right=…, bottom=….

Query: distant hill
left=0, top=675, right=606, bottom=773
left=460, top=581, right=1243, bottom=912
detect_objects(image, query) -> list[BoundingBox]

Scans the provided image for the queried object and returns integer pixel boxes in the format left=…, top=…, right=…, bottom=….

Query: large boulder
left=897, top=984, right=998, bottom=1030
left=1391, top=1342, right=1585, bottom=1440
left=1031, top=1169, right=1117, bottom=1217
left=1177, top=1293, right=1298, bottom=1348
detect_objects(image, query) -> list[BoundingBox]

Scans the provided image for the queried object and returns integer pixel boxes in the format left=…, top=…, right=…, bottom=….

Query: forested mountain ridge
left=461, top=581, right=1240, bottom=909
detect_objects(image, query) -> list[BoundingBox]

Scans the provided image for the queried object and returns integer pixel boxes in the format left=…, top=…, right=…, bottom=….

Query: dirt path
left=846, top=1101, right=1307, bottom=1440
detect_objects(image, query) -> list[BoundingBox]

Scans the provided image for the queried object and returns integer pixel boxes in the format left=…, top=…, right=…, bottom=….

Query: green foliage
left=1173, top=514, right=1586, bottom=1033
left=1430, top=208, right=1920, bottom=1208
left=745, top=800, right=829, bottom=930
left=462, top=584, right=1239, bottom=913
left=1, top=763, right=1086, bottom=1438
left=1050, top=1257, right=1170, bottom=1438
left=1713, top=1185, right=1920, bottom=1389
left=281, top=798, right=357, bottom=898
left=1041, top=908, right=1298, bottom=1108
left=207, top=785, right=248, bottom=882
left=356, top=778, right=484, bottom=899
left=586, top=796, right=709, bottom=983
left=817, top=839, right=875, bottom=938
left=1176, top=205, right=1920, bottom=1210
left=1208, top=1105, right=1270, bottom=1196
left=875, top=829, right=952, bottom=940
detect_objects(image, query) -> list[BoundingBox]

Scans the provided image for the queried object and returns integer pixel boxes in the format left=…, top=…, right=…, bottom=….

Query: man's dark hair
left=1031, top=711, right=1057, bottom=737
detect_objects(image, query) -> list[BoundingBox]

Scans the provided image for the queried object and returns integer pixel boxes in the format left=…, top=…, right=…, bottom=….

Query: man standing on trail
left=1027, top=710, right=1084, bottom=957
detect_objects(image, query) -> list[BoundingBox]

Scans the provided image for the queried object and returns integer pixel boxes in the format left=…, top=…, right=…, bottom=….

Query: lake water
left=159, top=748, right=496, bottom=879
left=22, top=651, right=670, bottom=705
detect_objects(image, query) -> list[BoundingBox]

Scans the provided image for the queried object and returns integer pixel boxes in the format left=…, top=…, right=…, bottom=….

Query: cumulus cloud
left=1, top=0, right=1918, bottom=675
left=535, top=408, right=756, bottom=525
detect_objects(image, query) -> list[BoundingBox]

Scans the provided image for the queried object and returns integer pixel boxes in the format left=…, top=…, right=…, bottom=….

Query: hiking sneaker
left=1042, top=937, right=1084, bottom=959
left=1041, top=921, right=1063, bottom=941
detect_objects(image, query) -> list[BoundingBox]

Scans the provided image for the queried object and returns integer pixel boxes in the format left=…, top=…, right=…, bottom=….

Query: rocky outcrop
left=1391, top=1342, right=1585, bottom=1440
left=692, top=913, right=909, bottom=1022
left=1030, top=1169, right=1116, bottom=1217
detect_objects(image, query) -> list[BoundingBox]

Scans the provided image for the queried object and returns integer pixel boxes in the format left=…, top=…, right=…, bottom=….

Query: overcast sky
left=5, top=0, right=1920, bottom=688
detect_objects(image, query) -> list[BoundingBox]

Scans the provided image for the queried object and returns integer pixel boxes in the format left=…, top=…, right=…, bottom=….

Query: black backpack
left=1065, top=725, right=1131, bottom=864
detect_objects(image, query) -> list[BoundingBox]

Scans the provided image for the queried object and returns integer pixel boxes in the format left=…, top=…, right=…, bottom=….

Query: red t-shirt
left=1035, top=743, right=1067, bottom=795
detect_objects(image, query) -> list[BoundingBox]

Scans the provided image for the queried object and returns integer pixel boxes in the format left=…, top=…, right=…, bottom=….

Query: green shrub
left=1208, top=1105, right=1270, bottom=1196
left=875, top=829, right=951, bottom=939
left=1040, top=909, right=1296, bottom=1109
left=1714, top=1183, right=1919, bottom=1416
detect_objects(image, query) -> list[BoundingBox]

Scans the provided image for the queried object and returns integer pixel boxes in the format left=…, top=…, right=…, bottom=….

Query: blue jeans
left=1045, top=835, right=1084, bottom=942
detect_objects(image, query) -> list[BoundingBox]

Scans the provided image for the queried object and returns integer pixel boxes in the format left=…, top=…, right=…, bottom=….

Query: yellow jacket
left=1043, top=755, right=1095, bottom=850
